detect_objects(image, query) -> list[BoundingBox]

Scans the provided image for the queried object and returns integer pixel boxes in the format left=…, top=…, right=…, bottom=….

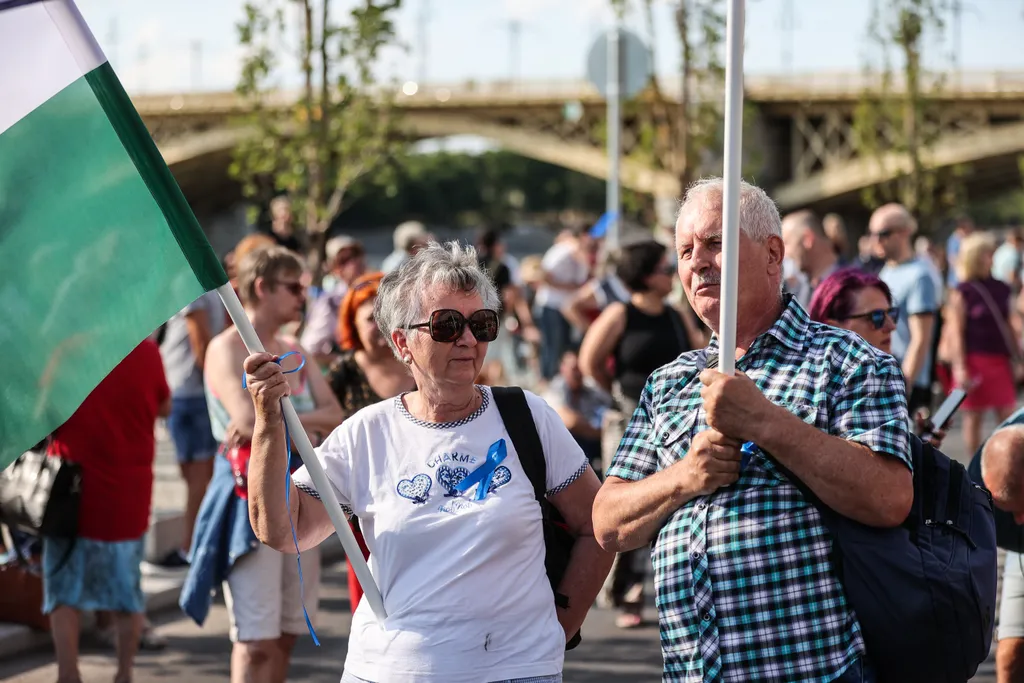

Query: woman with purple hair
left=809, top=267, right=946, bottom=446
left=808, top=268, right=898, bottom=354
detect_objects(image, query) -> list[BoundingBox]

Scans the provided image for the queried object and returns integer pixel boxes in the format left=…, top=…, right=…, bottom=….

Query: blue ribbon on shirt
left=241, top=350, right=320, bottom=646
left=741, top=441, right=757, bottom=470
left=453, top=439, right=508, bottom=501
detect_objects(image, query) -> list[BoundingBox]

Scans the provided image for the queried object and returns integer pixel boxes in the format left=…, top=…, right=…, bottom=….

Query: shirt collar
left=705, top=294, right=808, bottom=357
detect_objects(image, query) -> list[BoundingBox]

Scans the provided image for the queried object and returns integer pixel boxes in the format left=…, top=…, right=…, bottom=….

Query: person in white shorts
left=242, top=242, right=613, bottom=683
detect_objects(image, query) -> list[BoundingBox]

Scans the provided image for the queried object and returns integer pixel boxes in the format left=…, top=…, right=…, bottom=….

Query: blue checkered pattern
left=606, top=297, right=910, bottom=683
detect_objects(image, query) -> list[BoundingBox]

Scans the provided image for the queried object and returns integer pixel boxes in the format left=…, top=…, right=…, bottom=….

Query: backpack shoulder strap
left=490, top=386, right=547, bottom=507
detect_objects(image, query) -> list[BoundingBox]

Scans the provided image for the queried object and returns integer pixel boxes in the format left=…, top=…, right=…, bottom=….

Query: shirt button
left=692, top=551, right=701, bottom=560
left=702, top=611, right=712, bottom=622
left=697, top=502, right=707, bottom=510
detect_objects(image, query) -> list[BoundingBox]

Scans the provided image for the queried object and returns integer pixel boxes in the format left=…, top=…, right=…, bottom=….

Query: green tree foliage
left=853, top=0, right=965, bottom=232
left=338, top=150, right=614, bottom=228
left=230, top=0, right=405, bottom=270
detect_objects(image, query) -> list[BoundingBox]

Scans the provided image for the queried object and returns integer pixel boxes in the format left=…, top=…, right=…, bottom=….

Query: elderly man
left=972, top=408, right=1024, bottom=683
left=781, top=209, right=840, bottom=295
left=869, top=203, right=940, bottom=415
left=593, top=177, right=913, bottom=682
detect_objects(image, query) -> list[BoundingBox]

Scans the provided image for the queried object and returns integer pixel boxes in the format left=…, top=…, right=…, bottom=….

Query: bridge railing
left=132, top=70, right=1024, bottom=114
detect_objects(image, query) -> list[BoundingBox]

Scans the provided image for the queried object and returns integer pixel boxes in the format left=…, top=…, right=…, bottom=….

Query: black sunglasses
left=274, top=280, right=305, bottom=297
left=871, top=229, right=896, bottom=240
left=842, top=307, right=899, bottom=330
left=408, top=309, right=499, bottom=343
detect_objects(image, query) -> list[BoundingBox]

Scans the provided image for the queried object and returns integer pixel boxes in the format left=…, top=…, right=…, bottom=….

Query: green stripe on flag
left=0, top=64, right=229, bottom=469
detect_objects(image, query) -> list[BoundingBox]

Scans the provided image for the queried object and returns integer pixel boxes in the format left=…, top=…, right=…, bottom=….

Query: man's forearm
left=247, top=414, right=299, bottom=550
left=593, top=468, right=691, bottom=552
left=556, top=536, right=614, bottom=641
left=755, top=406, right=911, bottom=527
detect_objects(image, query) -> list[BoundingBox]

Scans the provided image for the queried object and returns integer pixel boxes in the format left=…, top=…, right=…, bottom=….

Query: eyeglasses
left=407, top=309, right=499, bottom=343
left=842, top=307, right=899, bottom=330
left=275, top=281, right=305, bottom=297
left=871, top=229, right=895, bottom=240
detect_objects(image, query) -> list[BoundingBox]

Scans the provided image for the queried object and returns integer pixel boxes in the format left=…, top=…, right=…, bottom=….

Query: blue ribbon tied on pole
left=453, top=439, right=508, bottom=501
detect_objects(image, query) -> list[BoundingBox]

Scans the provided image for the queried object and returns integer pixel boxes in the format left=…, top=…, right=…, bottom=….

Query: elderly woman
left=809, top=267, right=946, bottom=447
left=325, top=271, right=416, bottom=612
left=180, top=246, right=343, bottom=683
left=243, top=242, right=612, bottom=683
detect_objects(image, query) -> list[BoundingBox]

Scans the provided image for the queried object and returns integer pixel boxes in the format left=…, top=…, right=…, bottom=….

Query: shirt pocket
left=652, top=408, right=699, bottom=471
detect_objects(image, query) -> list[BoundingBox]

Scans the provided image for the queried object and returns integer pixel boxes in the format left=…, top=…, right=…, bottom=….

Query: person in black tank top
left=578, top=239, right=703, bottom=628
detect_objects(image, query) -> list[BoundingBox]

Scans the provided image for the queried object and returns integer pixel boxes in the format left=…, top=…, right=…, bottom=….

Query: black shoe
left=155, top=548, right=190, bottom=568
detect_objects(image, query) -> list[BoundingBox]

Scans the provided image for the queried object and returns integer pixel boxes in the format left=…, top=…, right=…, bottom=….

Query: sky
left=75, top=0, right=1024, bottom=95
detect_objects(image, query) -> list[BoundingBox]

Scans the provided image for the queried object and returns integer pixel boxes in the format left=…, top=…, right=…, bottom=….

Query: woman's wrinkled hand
left=243, top=353, right=291, bottom=418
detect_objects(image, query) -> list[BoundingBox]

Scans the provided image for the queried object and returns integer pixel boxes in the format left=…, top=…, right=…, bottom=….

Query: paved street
left=0, top=411, right=1008, bottom=682
left=0, top=561, right=664, bottom=682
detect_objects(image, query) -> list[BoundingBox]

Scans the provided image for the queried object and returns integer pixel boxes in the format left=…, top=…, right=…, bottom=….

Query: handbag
left=0, top=446, right=81, bottom=539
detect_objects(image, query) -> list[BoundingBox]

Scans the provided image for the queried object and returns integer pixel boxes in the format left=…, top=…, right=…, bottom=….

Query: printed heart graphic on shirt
left=488, top=466, right=512, bottom=493
left=437, top=465, right=470, bottom=497
left=396, top=474, right=432, bottom=504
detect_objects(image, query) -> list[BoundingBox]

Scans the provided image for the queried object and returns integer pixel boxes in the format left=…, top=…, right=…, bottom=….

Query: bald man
left=870, top=203, right=940, bottom=414
left=978, top=417, right=1024, bottom=683
left=781, top=210, right=840, bottom=292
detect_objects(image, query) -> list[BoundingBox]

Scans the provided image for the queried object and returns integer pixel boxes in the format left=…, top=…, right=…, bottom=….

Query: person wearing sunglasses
left=181, top=246, right=344, bottom=683
left=808, top=267, right=946, bottom=448
left=243, top=241, right=612, bottom=683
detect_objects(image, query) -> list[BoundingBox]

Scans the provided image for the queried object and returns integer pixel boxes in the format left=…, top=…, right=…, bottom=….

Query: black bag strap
left=490, top=386, right=548, bottom=509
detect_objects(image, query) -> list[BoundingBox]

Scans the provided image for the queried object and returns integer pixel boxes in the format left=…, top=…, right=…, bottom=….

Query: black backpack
left=490, top=386, right=582, bottom=650
left=770, top=435, right=997, bottom=683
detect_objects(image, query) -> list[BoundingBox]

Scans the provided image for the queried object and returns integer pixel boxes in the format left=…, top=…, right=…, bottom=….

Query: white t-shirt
left=533, top=242, right=589, bottom=310
left=292, top=387, right=590, bottom=683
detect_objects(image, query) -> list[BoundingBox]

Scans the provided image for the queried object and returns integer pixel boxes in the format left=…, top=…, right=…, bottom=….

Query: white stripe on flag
left=0, top=0, right=105, bottom=137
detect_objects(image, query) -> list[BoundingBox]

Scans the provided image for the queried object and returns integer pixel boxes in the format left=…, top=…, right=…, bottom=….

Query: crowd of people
left=9, top=184, right=1024, bottom=683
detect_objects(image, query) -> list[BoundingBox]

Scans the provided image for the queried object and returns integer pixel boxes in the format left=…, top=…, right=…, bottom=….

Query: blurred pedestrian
left=180, top=246, right=342, bottom=683
left=44, top=340, right=171, bottom=683
left=945, top=233, right=1019, bottom=458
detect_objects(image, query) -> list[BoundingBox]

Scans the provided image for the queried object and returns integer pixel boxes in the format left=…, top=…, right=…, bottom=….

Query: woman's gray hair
left=676, top=177, right=781, bottom=243
left=374, top=240, right=501, bottom=356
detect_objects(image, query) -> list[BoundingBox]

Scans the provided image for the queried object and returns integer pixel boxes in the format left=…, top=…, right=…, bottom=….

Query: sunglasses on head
left=843, top=307, right=899, bottom=330
left=407, top=309, right=499, bottom=343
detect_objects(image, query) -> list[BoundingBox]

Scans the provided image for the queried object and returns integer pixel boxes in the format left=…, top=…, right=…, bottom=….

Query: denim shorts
left=167, top=396, right=218, bottom=464
left=42, top=536, right=144, bottom=614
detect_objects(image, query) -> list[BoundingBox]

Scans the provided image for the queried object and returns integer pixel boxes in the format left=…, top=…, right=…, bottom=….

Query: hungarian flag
left=0, top=0, right=228, bottom=469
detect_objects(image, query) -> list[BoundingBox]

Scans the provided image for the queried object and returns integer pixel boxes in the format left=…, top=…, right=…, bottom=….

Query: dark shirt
left=958, top=277, right=1013, bottom=356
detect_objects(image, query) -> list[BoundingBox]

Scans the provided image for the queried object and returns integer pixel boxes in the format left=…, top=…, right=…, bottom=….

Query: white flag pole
left=216, top=283, right=388, bottom=623
left=717, top=0, right=746, bottom=376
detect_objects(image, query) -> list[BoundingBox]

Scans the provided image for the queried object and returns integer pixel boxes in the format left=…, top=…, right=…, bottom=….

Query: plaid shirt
left=607, top=296, right=910, bottom=683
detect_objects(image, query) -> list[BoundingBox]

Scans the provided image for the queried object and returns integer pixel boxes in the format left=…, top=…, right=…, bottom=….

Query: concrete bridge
left=143, top=71, right=1024, bottom=218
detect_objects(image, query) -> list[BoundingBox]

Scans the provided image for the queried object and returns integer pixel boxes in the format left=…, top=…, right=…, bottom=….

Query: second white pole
left=716, top=0, right=746, bottom=376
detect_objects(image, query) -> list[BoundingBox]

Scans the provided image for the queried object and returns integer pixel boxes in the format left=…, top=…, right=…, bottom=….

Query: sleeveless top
left=206, top=342, right=317, bottom=443
left=958, top=277, right=1013, bottom=357
left=614, top=303, right=690, bottom=402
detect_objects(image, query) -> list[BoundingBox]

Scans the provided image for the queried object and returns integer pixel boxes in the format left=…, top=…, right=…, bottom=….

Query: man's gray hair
left=676, top=177, right=782, bottom=243
left=374, top=240, right=501, bottom=356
